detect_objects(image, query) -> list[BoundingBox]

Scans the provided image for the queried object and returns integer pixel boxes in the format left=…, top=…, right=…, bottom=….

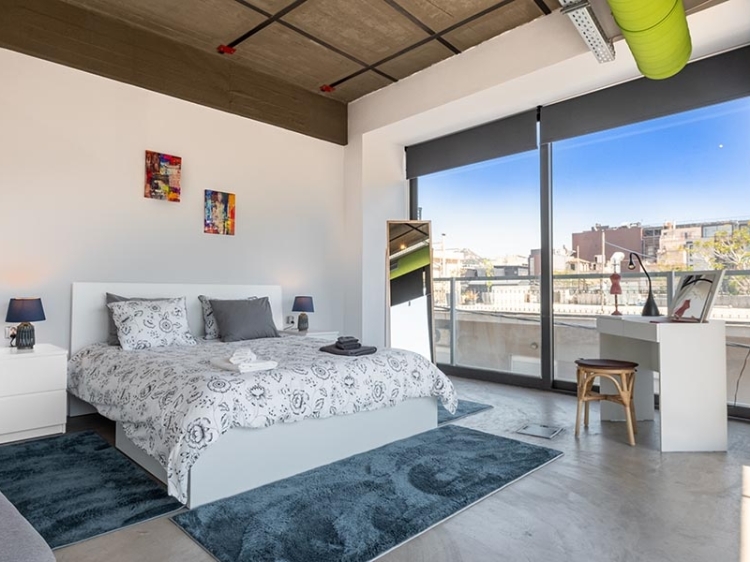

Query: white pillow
left=107, top=297, right=197, bottom=351
left=198, top=295, right=256, bottom=340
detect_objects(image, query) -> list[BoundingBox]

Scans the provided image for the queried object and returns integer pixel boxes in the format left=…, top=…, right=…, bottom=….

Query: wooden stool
left=574, top=358, right=639, bottom=446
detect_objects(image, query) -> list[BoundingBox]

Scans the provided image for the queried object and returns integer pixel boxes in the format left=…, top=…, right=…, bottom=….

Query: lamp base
left=297, top=312, right=309, bottom=331
left=641, top=292, right=661, bottom=317
left=14, top=322, right=36, bottom=350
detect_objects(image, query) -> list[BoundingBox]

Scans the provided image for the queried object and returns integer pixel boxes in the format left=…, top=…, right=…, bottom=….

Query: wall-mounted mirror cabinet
left=386, top=220, right=435, bottom=362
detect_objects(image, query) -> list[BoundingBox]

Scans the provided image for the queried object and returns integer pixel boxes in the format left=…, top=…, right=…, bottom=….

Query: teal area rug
left=173, top=425, right=562, bottom=562
left=0, top=431, right=183, bottom=549
left=438, top=399, right=493, bottom=424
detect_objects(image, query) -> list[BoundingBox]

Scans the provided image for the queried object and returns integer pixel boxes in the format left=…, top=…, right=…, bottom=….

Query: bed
left=67, top=282, right=457, bottom=508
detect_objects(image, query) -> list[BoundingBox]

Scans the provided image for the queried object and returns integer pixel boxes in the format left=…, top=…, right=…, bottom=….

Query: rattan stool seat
left=574, top=358, right=639, bottom=446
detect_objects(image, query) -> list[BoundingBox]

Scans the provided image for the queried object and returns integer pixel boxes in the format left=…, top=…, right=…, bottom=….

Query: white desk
left=596, top=316, right=727, bottom=452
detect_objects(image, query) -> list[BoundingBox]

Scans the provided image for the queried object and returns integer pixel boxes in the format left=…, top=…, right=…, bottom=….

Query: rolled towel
left=337, top=336, right=359, bottom=344
left=210, top=357, right=278, bottom=372
left=229, top=348, right=257, bottom=365
left=237, top=360, right=278, bottom=373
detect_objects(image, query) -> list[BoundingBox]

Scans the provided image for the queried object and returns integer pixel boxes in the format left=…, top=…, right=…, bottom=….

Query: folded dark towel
left=320, top=344, right=377, bottom=356
left=335, top=341, right=362, bottom=350
left=337, top=336, right=359, bottom=344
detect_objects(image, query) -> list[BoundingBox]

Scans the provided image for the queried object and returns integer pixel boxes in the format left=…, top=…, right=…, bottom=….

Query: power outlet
left=4, top=326, right=16, bottom=339
left=285, top=315, right=295, bottom=326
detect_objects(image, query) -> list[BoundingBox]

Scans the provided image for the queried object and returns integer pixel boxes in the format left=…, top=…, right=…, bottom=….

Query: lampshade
left=292, top=296, right=314, bottom=313
left=5, top=298, right=46, bottom=323
left=607, top=0, right=692, bottom=80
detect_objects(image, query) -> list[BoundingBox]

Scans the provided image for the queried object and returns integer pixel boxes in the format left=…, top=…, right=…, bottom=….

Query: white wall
left=0, top=48, right=346, bottom=350
left=345, top=0, right=750, bottom=347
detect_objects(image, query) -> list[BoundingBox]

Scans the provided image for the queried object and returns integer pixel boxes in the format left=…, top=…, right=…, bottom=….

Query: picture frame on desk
left=669, top=270, right=725, bottom=323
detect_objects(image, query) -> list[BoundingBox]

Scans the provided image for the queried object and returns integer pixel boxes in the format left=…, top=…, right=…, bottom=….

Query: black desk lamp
left=628, top=253, right=660, bottom=317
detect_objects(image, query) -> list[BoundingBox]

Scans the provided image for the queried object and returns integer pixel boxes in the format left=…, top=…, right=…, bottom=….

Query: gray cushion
left=210, top=297, right=279, bottom=342
left=105, top=293, right=164, bottom=345
left=199, top=295, right=256, bottom=340
left=0, top=491, right=55, bottom=562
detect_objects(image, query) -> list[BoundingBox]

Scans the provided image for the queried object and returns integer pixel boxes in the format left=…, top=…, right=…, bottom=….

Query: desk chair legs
left=575, top=372, right=596, bottom=436
left=574, top=361, right=638, bottom=447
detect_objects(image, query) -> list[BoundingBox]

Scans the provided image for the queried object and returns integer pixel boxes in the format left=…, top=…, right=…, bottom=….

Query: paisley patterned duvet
left=67, top=336, right=457, bottom=503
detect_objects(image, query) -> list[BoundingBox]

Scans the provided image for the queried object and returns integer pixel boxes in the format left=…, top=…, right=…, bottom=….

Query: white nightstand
left=282, top=330, right=339, bottom=342
left=0, top=344, right=68, bottom=444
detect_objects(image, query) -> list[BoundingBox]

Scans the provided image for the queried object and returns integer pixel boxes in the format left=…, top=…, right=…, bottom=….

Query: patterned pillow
left=107, top=297, right=197, bottom=351
left=198, top=295, right=256, bottom=340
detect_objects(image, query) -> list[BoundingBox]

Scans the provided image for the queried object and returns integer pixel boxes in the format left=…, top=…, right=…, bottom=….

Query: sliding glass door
left=408, top=47, right=750, bottom=415
left=551, top=97, right=750, bottom=401
left=418, top=150, right=542, bottom=380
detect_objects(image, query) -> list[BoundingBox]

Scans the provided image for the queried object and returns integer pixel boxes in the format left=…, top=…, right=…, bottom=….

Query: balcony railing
left=432, top=270, right=750, bottom=407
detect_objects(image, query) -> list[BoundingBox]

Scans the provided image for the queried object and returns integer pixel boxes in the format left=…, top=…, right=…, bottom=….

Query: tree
left=693, top=228, right=750, bottom=293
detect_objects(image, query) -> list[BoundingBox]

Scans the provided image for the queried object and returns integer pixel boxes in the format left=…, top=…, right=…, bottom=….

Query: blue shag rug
left=0, top=431, right=183, bottom=549
left=173, top=425, right=562, bottom=562
left=438, top=399, right=493, bottom=424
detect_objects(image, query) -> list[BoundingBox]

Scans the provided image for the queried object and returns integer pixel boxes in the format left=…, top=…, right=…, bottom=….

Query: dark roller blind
left=405, top=109, right=538, bottom=179
left=541, top=45, right=750, bottom=144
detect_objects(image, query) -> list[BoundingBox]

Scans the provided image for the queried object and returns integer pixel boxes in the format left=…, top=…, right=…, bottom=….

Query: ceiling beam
left=0, top=0, right=348, bottom=145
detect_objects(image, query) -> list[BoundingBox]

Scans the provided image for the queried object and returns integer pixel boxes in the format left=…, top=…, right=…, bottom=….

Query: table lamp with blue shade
left=6, top=298, right=45, bottom=350
left=292, top=296, right=314, bottom=331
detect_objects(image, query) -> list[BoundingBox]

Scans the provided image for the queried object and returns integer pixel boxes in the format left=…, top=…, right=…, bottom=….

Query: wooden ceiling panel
left=50, top=0, right=562, bottom=108
left=326, top=71, right=393, bottom=103
left=443, top=0, right=545, bottom=52
left=61, top=0, right=266, bottom=52
left=395, top=0, right=510, bottom=32
left=233, top=23, right=363, bottom=93
left=2, top=0, right=346, bottom=144
left=376, top=40, right=454, bottom=80
left=283, top=0, right=430, bottom=65
left=241, top=0, right=298, bottom=13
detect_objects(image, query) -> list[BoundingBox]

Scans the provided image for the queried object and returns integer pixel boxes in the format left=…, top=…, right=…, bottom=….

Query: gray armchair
left=0, top=491, right=55, bottom=562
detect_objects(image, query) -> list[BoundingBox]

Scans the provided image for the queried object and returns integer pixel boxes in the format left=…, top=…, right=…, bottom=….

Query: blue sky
left=419, top=97, right=750, bottom=258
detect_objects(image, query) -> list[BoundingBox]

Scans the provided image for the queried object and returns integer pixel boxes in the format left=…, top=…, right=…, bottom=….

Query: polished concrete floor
left=56, top=378, right=750, bottom=562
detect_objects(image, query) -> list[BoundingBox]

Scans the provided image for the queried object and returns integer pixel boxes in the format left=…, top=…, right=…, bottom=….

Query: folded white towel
left=237, top=360, right=278, bottom=373
left=210, top=357, right=277, bottom=373
left=229, top=348, right=257, bottom=365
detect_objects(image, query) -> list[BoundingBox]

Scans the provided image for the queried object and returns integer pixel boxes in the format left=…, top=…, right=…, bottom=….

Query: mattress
left=68, top=336, right=457, bottom=502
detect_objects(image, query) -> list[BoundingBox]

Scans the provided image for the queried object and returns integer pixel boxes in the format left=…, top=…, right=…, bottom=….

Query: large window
left=410, top=46, right=750, bottom=412
left=419, top=150, right=541, bottom=379
left=551, top=97, right=750, bottom=404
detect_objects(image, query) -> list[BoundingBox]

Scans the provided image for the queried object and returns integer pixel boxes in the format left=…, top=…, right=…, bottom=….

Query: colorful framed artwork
left=204, top=190, right=236, bottom=236
left=145, top=150, right=181, bottom=202
left=669, top=270, right=725, bottom=322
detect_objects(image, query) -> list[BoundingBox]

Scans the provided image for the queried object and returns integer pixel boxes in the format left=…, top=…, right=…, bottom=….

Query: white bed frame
left=69, top=282, right=437, bottom=507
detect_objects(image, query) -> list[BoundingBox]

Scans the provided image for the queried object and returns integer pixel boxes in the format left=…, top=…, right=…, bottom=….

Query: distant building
left=529, top=248, right=572, bottom=276
left=571, top=224, right=643, bottom=271
left=571, top=219, right=749, bottom=271
left=494, top=265, right=529, bottom=277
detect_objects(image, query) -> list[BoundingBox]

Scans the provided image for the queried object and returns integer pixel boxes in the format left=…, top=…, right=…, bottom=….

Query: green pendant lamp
left=606, top=0, right=692, bottom=80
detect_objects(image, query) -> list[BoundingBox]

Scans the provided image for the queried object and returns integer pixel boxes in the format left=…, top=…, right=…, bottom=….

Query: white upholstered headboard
left=70, top=282, right=284, bottom=354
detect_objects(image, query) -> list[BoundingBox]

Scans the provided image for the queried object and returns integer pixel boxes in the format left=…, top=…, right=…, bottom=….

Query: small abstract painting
left=204, top=190, right=236, bottom=236
left=145, top=150, right=181, bottom=202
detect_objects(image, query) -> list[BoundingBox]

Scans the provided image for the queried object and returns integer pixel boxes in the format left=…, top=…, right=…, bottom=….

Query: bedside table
left=281, top=330, right=339, bottom=342
left=0, top=344, right=68, bottom=444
